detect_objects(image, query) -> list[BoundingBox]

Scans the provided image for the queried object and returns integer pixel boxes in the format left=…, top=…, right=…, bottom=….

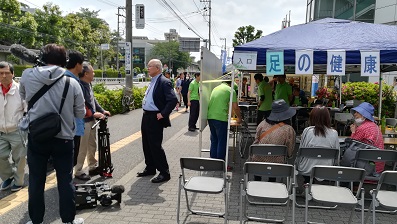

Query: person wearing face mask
left=350, top=102, right=384, bottom=174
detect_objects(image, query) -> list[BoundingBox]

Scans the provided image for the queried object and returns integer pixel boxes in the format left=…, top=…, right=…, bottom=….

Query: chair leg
left=177, top=175, right=182, bottom=224
left=239, top=180, right=244, bottom=224
left=292, top=185, right=296, bottom=224
left=304, top=184, right=309, bottom=223
left=224, top=184, right=229, bottom=224
left=372, top=190, right=377, bottom=224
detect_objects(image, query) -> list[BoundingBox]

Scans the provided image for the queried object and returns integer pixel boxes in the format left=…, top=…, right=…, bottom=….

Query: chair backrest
left=244, top=162, right=294, bottom=178
left=249, top=144, right=288, bottom=158
left=180, top=157, right=225, bottom=172
left=386, top=118, right=397, bottom=127
left=311, top=165, right=366, bottom=183
left=355, top=149, right=397, bottom=165
left=297, top=147, right=340, bottom=164
left=334, top=112, right=354, bottom=122
left=378, top=171, right=397, bottom=187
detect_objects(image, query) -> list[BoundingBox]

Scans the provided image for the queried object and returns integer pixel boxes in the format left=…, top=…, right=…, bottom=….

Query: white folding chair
left=365, top=171, right=397, bottom=224
left=294, top=147, right=340, bottom=209
left=304, top=165, right=366, bottom=224
left=240, top=162, right=295, bottom=223
left=177, top=157, right=229, bottom=224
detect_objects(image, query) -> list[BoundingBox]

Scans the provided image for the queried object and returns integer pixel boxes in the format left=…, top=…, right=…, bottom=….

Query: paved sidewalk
left=78, top=126, right=396, bottom=224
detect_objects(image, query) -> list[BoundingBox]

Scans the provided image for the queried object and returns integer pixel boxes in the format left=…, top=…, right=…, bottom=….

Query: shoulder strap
left=259, top=122, right=285, bottom=141
left=58, top=77, right=70, bottom=114
left=28, top=75, right=65, bottom=111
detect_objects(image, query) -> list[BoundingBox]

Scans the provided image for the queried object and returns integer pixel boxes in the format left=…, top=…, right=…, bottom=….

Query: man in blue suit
left=137, top=59, right=177, bottom=183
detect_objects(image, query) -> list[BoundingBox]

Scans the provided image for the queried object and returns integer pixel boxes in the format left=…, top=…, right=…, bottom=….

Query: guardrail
left=14, top=77, right=147, bottom=85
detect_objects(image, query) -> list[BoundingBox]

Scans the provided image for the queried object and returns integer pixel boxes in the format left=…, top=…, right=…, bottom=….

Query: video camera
left=75, top=182, right=124, bottom=210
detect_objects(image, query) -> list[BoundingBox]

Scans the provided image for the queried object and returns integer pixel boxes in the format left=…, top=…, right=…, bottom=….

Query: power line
left=155, top=0, right=205, bottom=40
left=95, top=0, right=120, bottom=8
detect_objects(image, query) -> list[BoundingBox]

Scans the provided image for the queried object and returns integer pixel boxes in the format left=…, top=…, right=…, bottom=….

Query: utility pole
left=125, top=0, right=133, bottom=90
left=116, top=7, right=125, bottom=71
left=201, top=0, right=211, bottom=51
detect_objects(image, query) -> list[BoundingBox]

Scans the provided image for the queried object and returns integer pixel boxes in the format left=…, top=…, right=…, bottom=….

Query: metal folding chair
left=353, top=149, right=397, bottom=213
left=304, top=165, right=366, bottom=224
left=249, top=144, right=288, bottom=163
left=177, top=157, right=229, bottom=224
left=365, top=171, right=397, bottom=224
left=240, top=162, right=296, bottom=223
left=294, top=147, right=340, bottom=209
left=334, top=112, right=354, bottom=136
left=238, top=120, right=256, bottom=158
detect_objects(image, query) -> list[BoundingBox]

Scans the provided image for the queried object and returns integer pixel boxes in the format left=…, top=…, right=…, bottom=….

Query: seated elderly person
left=349, top=102, right=384, bottom=174
left=296, top=106, right=340, bottom=184
left=251, top=100, right=296, bottom=181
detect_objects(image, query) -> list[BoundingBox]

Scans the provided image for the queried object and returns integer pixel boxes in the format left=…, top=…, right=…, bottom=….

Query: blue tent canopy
left=234, top=18, right=397, bottom=66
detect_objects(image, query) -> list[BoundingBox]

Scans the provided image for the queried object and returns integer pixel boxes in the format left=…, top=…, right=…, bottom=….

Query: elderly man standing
left=0, top=61, right=26, bottom=192
left=137, top=59, right=177, bottom=183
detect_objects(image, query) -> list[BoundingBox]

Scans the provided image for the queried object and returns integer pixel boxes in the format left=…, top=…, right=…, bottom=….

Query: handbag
left=340, top=138, right=377, bottom=175
left=250, top=123, right=285, bottom=162
left=28, top=75, right=70, bottom=142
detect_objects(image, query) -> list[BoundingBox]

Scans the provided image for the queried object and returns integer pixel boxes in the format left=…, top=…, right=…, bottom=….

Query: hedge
left=93, top=83, right=147, bottom=114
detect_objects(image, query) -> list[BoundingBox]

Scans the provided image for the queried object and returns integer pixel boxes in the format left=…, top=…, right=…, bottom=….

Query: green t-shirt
left=207, top=83, right=237, bottom=122
left=188, top=79, right=200, bottom=101
left=257, top=81, right=272, bottom=111
left=293, top=96, right=302, bottom=106
left=275, top=82, right=292, bottom=103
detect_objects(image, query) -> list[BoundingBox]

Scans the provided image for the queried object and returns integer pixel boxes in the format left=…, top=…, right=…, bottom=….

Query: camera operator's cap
left=267, top=99, right=296, bottom=122
left=351, top=102, right=375, bottom=122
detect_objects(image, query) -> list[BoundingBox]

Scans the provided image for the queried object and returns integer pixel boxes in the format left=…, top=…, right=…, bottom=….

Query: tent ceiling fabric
left=234, top=18, right=397, bottom=69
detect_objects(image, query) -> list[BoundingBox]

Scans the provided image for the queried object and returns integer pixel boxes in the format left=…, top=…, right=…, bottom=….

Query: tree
left=148, top=41, right=192, bottom=72
left=232, top=25, right=263, bottom=47
left=33, top=3, right=64, bottom=47
left=0, top=0, right=21, bottom=45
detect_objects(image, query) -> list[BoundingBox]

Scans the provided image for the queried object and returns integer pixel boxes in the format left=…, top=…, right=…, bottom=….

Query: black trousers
left=73, top=135, right=81, bottom=166
left=182, top=94, right=188, bottom=109
left=257, top=110, right=271, bottom=125
left=188, top=100, right=200, bottom=129
left=27, top=136, right=75, bottom=223
left=141, top=112, right=169, bottom=174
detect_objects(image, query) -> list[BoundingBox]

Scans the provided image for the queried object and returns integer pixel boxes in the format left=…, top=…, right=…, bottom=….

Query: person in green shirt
left=254, top=73, right=273, bottom=125
left=207, top=81, right=242, bottom=160
left=274, top=74, right=293, bottom=104
left=188, top=72, right=200, bottom=131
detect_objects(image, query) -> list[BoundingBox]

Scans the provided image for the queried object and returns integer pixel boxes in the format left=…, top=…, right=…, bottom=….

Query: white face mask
left=355, top=118, right=365, bottom=125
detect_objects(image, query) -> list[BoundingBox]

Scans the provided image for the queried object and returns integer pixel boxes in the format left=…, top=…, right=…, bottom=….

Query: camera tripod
left=92, top=116, right=114, bottom=178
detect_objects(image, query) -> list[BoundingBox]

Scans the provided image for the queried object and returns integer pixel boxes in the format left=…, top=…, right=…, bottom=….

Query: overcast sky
left=23, top=0, right=308, bottom=59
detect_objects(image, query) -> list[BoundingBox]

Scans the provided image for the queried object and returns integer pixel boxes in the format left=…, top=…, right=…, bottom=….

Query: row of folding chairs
left=176, top=145, right=397, bottom=223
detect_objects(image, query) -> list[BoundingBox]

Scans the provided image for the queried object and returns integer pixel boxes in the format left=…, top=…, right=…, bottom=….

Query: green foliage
left=6, top=54, right=20, bottom=65
left=338, top=82, right=396, bottom=117
left=148, top=41, right=192, bottom=71
left=13, top=65, right=32, bottom=76
left=93, top=83, right=146, bottom=115
left=232, top=25, right=263, bottom=47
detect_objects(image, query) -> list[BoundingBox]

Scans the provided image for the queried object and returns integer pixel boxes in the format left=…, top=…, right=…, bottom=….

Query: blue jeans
left=208, top=119, right=228, bottom=160
left=27, top=135, right=75, bottom=223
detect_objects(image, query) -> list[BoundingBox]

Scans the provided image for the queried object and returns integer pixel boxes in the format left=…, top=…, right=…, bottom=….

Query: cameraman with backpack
left=19, top=44, right=86, bottom=224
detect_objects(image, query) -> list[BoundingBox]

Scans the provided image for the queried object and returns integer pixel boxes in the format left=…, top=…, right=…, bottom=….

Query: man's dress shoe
left=151, top=174, right=171, bottom=183
left=137, top=169, right=156, bottom=177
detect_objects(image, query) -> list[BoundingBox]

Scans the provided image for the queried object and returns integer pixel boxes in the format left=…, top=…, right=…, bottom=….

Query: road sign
left=135, top=4, right=145, bottom=29
left=179, top=37, right=200, bottom=52
left=125, top=42, right=132, bottom=75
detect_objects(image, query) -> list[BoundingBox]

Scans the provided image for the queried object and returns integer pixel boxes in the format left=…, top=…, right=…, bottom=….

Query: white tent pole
left=225, top=70, right=236, bottom=168
left=378, top=74, right=382, bottom=118
left=339, top=76, right=342, bottom=105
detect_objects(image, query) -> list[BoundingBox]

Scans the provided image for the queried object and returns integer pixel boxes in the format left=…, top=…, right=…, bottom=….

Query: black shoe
left=188, top=128, right=196, bottom=132
left=89, top=167, right=100, bottom=176
left=75, top=173, right=91, bottom=181
left=137, top=169, right=156, bottom=177
left=151, top=174, right=170, bottom=183
left=195, top=127, right=199, bottom=130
